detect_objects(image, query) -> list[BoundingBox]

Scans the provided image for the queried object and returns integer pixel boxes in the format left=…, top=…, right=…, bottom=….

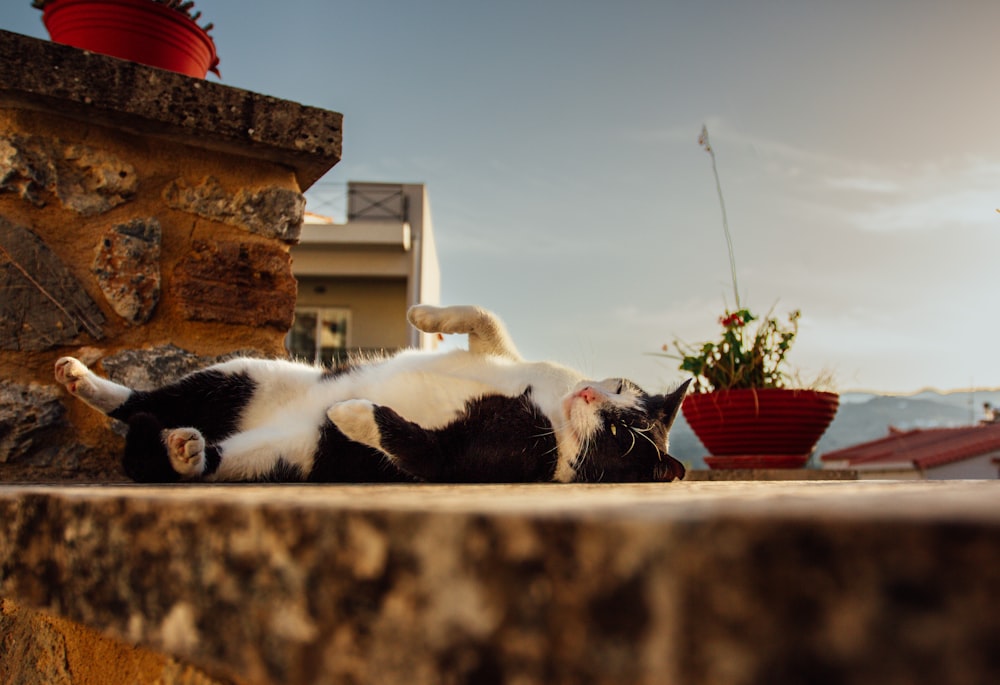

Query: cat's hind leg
left=131, top=419, right=311, bottom=483
left=122, top=413, right=209, bottom=482
left=407, top=305, right=521, bottom=359
left=54, top=357, right=132, bottom=414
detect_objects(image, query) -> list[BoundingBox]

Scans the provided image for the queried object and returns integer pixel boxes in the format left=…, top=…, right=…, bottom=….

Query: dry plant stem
left=701, top=125, right=741, bottom=310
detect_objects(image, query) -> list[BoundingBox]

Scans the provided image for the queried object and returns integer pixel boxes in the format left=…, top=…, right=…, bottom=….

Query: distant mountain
left=669, top=388, right=1000, bottom=469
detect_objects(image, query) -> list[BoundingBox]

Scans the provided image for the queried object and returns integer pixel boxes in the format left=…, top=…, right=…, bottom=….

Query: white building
left=289, top=182, right=441, bottom=363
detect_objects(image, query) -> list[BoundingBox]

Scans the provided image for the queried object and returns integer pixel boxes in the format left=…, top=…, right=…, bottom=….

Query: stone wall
left=0, top=30, right=342, bottom=481
left=2, top=481, right=998, bottom=685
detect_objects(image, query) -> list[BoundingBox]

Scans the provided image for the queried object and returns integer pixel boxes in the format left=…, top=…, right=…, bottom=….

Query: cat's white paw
left=327, top=400, right=383, bottom=450
left=407, top=305, right=480, bottom=336
left=54, top=357, right=97, bottom=399
left=163, top=427, right=206, bottom=478
left=54, top=356, right=130, bottom=413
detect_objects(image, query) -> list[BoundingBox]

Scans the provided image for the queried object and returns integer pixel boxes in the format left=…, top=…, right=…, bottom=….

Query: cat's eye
left=610, top=424, right=617, bottom=436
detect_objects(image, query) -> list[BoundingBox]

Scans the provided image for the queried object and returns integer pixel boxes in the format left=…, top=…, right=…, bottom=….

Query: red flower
left=719, top=312, right=745, bottom=328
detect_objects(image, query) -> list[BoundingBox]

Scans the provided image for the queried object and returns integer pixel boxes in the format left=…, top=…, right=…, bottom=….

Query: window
left=287, top=307, right=351, bottom=365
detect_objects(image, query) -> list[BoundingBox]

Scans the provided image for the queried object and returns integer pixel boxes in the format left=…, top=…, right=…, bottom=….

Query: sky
left=6, top=1, right=1000, bottom=395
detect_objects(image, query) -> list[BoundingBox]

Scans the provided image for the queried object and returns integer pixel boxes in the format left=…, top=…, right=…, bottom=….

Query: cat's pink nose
left=577, top=386, right=602, bottom=404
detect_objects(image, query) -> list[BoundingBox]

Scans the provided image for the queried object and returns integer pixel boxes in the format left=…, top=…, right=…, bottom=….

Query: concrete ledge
left=1, top=481, right=998, bottom=684
left=0, top=29, right=342, bottom=190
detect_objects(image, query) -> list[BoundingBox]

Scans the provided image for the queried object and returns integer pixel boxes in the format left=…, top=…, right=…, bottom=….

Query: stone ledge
left=0, top=29, right=341, bottom=190
left=686, top=468, right=859, bottom=480
left=1, top=481, right=998, bottom=684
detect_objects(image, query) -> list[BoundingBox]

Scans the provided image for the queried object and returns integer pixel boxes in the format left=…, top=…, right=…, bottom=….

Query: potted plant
left=660, top=126, right=839, bottom=469
left=33, top=0, right=220, bottom=79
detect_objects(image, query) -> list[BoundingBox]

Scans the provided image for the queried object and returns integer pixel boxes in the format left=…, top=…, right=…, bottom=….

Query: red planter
left=682, top=388, right=839, bottom=468
left=42, top=0, right=220, bottom=78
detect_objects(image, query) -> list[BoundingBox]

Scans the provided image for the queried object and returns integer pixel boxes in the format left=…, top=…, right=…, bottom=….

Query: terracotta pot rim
left=687, top=387, right=839, bottom=398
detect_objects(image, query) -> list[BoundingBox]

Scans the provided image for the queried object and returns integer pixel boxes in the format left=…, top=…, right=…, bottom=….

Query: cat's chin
left=560, top=387, right=602, bottom=440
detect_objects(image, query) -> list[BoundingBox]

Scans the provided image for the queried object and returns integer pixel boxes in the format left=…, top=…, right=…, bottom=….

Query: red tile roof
left=821, top=423, right=1000, bottom=469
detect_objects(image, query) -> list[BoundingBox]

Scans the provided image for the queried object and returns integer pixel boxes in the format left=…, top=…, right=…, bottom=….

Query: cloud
left=708, top=123, right=1000, bottom=235
left=833, top=159, right=1000, bottom=233
left=825, top=176, right=902, bottom=193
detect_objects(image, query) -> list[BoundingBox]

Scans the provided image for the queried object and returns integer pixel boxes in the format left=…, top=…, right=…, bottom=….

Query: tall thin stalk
left=699, top=125, right=741, bottom=310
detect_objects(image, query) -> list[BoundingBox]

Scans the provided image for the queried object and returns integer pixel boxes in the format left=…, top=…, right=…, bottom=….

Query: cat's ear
left=655, top=378, right=692, bottom=427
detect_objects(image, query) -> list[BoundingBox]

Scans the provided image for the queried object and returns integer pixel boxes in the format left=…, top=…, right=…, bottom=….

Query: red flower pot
left=42, top=0, right=220, bottom=78
left=682, top=388, right=839, bottom=468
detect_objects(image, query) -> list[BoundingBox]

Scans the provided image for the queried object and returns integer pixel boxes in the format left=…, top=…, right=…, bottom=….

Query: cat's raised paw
left=407, top=305, right=480, bottom=336
left=54, top=356, right=130, bottom=413
left=327, top=400, right=383, bottom=450
left=163, top=427, right=206, bottom=477
left=54, top=357, right=95, bottom=397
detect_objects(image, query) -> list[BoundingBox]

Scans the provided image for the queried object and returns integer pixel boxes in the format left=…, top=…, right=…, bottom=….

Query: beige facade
left=290, top=182, right=441, bottom=363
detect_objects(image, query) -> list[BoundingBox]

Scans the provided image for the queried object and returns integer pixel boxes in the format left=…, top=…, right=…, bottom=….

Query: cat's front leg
left=407, top=305, right=521, bottom=359
left=54, top=357, right=132, bottom=414
left=328, top=400, right=443, bottom=481
left=327, top=400, right=384, bottom=451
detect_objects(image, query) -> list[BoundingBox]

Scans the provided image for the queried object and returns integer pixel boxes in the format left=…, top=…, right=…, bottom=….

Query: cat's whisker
left=622, top=429, right=637, bottom=457
left=531, top=425, right=557, bottom=439
left=536, top=439, right=560, bottom=457
left=630, top=426, right=663, bottom=458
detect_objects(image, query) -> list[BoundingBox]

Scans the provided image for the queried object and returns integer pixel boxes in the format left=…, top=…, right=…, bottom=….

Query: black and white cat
left=54, top=305, right=690, bottom=483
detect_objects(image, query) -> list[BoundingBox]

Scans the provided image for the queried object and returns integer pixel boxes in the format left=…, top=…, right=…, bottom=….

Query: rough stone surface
left=174, top=239, right=297, bottom=330
left=0, top=346, right=259, bottom=481
left=686, top=468, right=859, bottom=480
left=0, top=376, right=106, bottom=482
left=99, top=344, right=256, bottom=392
left=0, top=216, right=105, bottom=350
left=0, top=133, right=138, bottom=215
left=0, top=481, right=997, bottom=685
left=164, top=176, right=305, bottom=242
left=0, top=29, right=341, bottom=190
left=92, top=218, right=162, bottom=324
left=0, top=599, right=231, bottom=685
left=0, top=380, right=66, bottom=465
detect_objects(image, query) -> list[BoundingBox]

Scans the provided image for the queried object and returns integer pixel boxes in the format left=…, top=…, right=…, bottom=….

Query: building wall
left=925, top=453, right=1000, bottom=479
left=293, top=182, right=440, bottom=353
left=409, top=184, right=442, bottom=348
left=296, top=276, right=410, bottom=349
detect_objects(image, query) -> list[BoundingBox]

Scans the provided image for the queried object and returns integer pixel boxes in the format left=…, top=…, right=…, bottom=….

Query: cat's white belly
left=338, top=351, right=584, bottom=429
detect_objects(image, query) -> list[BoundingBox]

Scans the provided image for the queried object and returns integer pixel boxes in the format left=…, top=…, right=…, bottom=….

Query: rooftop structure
left=822, top=423, right=1000, bottom=478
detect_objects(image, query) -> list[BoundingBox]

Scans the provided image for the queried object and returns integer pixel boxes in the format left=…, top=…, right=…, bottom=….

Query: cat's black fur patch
left=111, top=370, right=256, bottom=444
left=308, top=424, right=414, bottom=483
left=373, top=389, right=559, bottom=483
left=261, top=458, right=305, bottom=482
